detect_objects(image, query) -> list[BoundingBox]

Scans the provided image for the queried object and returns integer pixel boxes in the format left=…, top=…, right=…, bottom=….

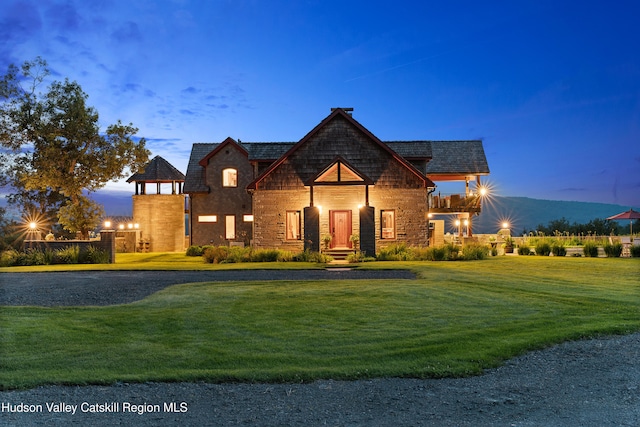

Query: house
left=184, top=108, right=489, bottom=255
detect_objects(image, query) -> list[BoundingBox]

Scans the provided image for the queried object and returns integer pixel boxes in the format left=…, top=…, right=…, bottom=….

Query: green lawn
left=1, top=256, right=638, bottom=390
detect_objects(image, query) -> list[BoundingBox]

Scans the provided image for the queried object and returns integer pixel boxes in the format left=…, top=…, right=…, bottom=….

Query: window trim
left=198, top=215, right=217, bottom=223
left=225, top=215, right=236, bottom=240
left=286, top=210, right=301, bottom=240
left=381, top=210, right=396, bottom=240
left=222, top=168, right=238, bottom=187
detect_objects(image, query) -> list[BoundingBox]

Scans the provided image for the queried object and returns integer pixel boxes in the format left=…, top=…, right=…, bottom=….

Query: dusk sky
left=2, top=0, right=640, bottom=213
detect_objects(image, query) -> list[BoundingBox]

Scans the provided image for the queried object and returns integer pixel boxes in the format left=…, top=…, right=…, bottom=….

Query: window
left=225, top=215, right=235, bottom=239
left=222, top=168, right=238, bottom=187
left=381, top=210, right=395, bottom=239
left=286, top=211, right=301, bottom=240
left=243, top=215, right=254, bottom=222
left=198, top=215, right=217, bottom=223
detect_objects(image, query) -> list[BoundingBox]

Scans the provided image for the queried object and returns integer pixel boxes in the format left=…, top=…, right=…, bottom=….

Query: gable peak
left=330, top=107, right=353, bottom=116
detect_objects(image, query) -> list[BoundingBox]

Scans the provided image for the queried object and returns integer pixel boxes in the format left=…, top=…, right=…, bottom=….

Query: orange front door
left=330, top=210, right=352, bottom=249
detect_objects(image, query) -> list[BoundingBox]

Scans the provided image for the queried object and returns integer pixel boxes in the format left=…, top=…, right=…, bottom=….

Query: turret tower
left=127, top=156, right=186, bottom=252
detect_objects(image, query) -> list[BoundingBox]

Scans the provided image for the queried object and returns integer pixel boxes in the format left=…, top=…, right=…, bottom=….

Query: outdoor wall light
left=502, top=222, right=510, bottom=229
left=29, top=222, right=38, bottom=230
left=134, top=223, right=139, bottom=229
left=104, top=220, right=111, bottom=228
left=127, top=223, right=133, bottom=229
left=119, top=224, right=125, bottom=230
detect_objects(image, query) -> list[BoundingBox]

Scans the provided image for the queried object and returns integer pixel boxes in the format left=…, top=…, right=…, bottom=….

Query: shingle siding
left=184, top=109, right=489, bottom=251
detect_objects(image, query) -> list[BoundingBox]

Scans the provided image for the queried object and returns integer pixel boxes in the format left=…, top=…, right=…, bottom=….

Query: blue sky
left=2, top=0, right=639, bottom=215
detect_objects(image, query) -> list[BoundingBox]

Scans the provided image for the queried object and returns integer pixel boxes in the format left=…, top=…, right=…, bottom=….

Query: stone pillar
left=304, top=206, right=320, bottom=252
left=359, top=206, right=375, bottom=256
left=100, top=230, right=116, bottom=263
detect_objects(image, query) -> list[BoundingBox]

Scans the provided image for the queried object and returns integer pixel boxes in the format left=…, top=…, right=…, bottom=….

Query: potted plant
left=503, top=237, right=514, bottom=254
left=349, top=233, right=360, bottom=251
left=321, top=234, right=332, bottom=252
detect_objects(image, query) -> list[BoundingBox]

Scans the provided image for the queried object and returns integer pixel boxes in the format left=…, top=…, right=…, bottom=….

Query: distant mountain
left=472, top=196, right=639, bottom=234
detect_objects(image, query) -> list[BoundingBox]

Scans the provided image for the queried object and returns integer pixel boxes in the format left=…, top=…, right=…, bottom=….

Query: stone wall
left=189, top=142, right=254, bottom=247
left=24, top=230, right=116, bottom=263
left=133, top=194, right=185, bottom=252
left=253, top=189, right=309, bottom=250
left=252, top=186, right=428, bottom=251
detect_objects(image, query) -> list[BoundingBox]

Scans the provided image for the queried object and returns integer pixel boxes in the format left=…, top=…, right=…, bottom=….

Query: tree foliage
left=526, top=216, right=634, bottom=236
left=1, top=57, right=150, bottom=238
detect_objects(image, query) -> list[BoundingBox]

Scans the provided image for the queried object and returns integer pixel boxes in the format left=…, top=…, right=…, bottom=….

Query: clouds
left=110, top=21, right=142, bottom=43
left=2, top=0, right=639, bottom=209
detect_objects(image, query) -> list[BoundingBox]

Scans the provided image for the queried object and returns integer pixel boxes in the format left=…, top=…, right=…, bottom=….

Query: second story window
left=222, top=168, right=237, bottom=187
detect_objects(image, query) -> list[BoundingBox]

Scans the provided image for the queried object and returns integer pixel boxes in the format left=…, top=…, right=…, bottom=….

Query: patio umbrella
left=607, top=208, right=640, bottom=235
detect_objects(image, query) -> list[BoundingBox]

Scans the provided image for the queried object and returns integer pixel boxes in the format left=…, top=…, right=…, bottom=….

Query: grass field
left=1, top=256, right=638, bottom=390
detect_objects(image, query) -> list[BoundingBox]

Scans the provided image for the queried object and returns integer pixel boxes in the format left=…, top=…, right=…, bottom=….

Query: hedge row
left=0, top=246, right=110, bottom=267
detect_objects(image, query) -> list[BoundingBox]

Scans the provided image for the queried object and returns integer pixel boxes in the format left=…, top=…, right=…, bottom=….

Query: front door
left=330, top=210, right=352, bottom=249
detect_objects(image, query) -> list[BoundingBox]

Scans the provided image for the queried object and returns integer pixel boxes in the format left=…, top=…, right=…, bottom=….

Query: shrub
left=251, top=249, right=281, bottom=262
left=429, top=246, right=449, bottom=261
left=517, top=246, right=531, bottom=256
left=0, top=249, right=19, bottom=267
left=86, top=245, right=110, bottom=264
left=583, top=242, right=599, bottom=257
left=551, top=244, right=567, bottom=257
left=225, top=247, right=252, bottom=263
left=203, top=246, right=230, bottom=264
left=19, top=248, right=47, bottom=266
left=461, top=244, right=489, bottom=260
left=535, top=242, right=551, bottom=256
left=345, top=251, right=375, bottom=263
left=294, top=249, right=333, bottom=263
left=376, top=243, right=414, bottom=261
left=409, top=244, right=461, bottom=261
left=186, top=245, right=205, bottom=257
left=603, top=242, right=623, bottom=258
left=55, top=245, right=81, bottom=264
left=42, top=249, right=56, bottom=265
left=630, top=245, right=640, bottom=258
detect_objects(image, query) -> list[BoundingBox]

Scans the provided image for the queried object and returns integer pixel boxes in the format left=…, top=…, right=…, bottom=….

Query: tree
left=1, top=58, right=150, bottom=238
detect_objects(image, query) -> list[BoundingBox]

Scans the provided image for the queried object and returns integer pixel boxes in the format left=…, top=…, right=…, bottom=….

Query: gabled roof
left=247, top=108, right=434, bottom=189
left=127, top=155, right=185, bottom=183
left=198, top=137, right=248, bottom=167
left=243, top=142, right=295, bottom=161
left=183, top=143, right=218, bottom=193
left=183, top=110, right=490, bottom=194
left=385, top=141, right=432, bottom=159
left=425, top=140, right=490, bottom=176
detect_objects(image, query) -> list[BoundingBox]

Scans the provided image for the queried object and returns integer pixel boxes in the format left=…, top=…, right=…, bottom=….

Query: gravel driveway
left=1, top=270, right=638, bottom=426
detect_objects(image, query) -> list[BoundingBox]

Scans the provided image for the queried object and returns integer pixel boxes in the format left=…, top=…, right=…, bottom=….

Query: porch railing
left=429, top=193, right=481, bottom=213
